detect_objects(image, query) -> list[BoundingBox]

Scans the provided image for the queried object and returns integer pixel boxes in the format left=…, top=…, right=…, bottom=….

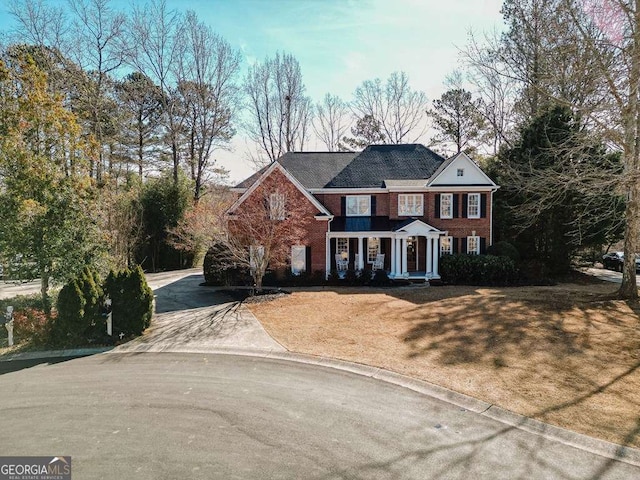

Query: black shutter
left=306, top=246, right=312, bottom=273
left=453, top=194, right=459, bottom=218
left=462, top=194, right=468, bottom=218
left=341, top=196, right=346, bottom=216
left=435, top=194, right=441, bottom=218
left=480, top=238, right=487, bottom=254
left=461, top=237, right=467, bottom=254
left=453, top=237, right=459, bottom=254
left=371, top=196, right=376, bottom=216
left=481, top=193, right=487, bottom=218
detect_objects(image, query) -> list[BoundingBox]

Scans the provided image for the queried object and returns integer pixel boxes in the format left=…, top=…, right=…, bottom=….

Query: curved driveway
left=1, top=352, right=638, bottom=480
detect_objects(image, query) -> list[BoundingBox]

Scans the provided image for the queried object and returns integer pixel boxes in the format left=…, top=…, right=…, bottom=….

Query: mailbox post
left=4, top=306, right=14, bottom=346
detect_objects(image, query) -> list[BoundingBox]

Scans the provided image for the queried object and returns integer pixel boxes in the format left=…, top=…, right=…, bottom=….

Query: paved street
left=0, top=352, right=638, bottom=480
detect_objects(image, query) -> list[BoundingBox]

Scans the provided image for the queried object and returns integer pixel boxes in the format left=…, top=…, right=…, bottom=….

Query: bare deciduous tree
left=351, top=71, right=428, bottom=144
left=128, top=0, right=185, bottom=183
left=67, top=0, right=127, bottom=182
left=243, top=52, right=313, bottom=165
left=178, top=11, right=241, bottom=201
left=313, top=93, right=349, bottom=151
left=224, top=172, right=314, bottom=290
left=8, top=0, right=68, bottom=52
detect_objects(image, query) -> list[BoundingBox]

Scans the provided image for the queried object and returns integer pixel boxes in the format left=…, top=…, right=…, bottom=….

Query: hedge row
left=439, top=254, right=520, bottom=286
left=54, top=265, right=153, bottom=346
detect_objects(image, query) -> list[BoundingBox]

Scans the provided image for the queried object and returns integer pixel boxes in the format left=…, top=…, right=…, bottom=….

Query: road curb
left=3, top=346, right=639, bottom=468
left=0, top=347, right=113, bottom=362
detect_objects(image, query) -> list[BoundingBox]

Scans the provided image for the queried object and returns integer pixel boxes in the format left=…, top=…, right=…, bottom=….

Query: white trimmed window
left=467, top=236, right=480, bottom=255
left=440, top=193, right=453, bottom=219
left=269, top=193, right=285, bottom=220
left=346, top=195, right=371, bottom=216
left=440, top=236, right=453, bottom=255
left=398, top=194, right=423, bottom=216
left=291, top=245, right=306, bottom=275
left=367, top=237, right=380, bottom=263
left=337, top=238, right=349, bottom=260
left=467, top=193, right=480, bottom=219
left=457, top=168, right=464, bottom=177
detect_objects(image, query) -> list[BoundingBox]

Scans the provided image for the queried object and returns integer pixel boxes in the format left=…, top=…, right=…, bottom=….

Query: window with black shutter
left=481, top=194, right=487, bottom=218
left=453, top=194, right=459, bottom=218
left=462, top=194, right=468, bottom=218
left=434, top=194, right=441, bottom=218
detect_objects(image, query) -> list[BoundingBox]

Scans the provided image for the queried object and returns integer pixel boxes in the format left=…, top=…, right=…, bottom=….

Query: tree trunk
left=618, top=2, right=640, bottom=300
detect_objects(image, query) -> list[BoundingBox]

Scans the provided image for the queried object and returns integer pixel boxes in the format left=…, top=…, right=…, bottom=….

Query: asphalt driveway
left=114, top=270, right=285, bottom=354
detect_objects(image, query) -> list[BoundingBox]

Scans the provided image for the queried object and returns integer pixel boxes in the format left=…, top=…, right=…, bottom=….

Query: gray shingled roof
left=278, top=152, right=357, bottom=188
left=325, top=144, right=445, bottom=188
left=233, top=144, right=445, bottom=190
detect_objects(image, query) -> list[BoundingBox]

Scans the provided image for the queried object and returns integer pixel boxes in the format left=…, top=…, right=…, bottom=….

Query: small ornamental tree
left=104, top=266, right=154, bottom=337
left=223, top=170, right=315, bottom=290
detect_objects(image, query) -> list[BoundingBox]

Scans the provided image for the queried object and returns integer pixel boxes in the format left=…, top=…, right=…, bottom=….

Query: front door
left=407, top=236, right=417, bottom=271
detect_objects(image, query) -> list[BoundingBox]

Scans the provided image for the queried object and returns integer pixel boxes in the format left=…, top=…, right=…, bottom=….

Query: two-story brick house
left=229, top=144, right=499, bottom=280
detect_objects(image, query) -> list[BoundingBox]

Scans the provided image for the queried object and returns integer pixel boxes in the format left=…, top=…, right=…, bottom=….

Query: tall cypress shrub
left=104, top=266, right=154, bottom=337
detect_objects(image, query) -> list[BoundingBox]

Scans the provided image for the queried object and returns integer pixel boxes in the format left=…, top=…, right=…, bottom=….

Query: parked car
left=602, top=251, right=640, bottom=272
left=602, top=252, right=624, bottom=271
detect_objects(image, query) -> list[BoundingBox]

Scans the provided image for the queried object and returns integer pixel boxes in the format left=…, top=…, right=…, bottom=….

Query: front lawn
left=249, top=279, right=640, bottom=448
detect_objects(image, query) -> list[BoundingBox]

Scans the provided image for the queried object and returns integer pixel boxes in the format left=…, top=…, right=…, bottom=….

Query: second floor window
left=467, top=193, right=480, bottom=218
left=398, top=194, right=423, bottom=216
left=440, top=193, right=453, bottom=219
left=346, top=195, right=371, bottom=216
left=269, top=193, right=285, bottom=220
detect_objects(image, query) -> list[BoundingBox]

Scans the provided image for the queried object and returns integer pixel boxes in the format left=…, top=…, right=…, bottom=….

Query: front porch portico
left=326, top=220, right=446, bottom=280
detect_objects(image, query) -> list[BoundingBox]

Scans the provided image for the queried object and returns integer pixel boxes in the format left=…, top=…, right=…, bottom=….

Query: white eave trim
left=307, top=187, right=388, bottom=194
left=314, top=214, right=334, bottom=221
left=429, top=186, right=500, bottom=192
left=227, top=162, right=331, bottom=216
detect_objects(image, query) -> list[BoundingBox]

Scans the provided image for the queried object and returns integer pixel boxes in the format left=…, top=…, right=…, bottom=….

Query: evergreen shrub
left=440, top=254, right=519, bottom=286
left=104, top=265, right=154, bottom=337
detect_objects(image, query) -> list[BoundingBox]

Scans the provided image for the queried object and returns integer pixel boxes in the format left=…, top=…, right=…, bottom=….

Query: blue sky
left=0, top=0, right=506, bottom=182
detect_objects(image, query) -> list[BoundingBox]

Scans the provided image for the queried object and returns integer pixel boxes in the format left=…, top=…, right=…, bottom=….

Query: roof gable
left=228, top=162, right=331, bottom=216
left=428, top=152, right=497, bottom=187
left=393, top=219, right=444, bottom=236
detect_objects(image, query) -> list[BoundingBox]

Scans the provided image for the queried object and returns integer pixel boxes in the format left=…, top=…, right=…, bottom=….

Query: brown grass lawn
left=249, top=280, right=640, bottom=448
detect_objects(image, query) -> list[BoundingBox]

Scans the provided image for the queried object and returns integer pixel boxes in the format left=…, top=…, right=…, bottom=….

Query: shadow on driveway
left=153, top=274, right=235, bottom=313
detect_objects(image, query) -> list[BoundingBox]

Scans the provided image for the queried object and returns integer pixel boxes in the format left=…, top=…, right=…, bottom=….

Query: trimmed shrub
left=370, top=269, right=391, bottom=287
left=440, top=254, right=519, bottom=286
left=77, top=266, right=104, bottom=341
left=53, top=279, right=86, bottom=345
left=486, top=241, right=521, bottom=263
left=203, top=243, right=248, bottom=286
left=104, top=265, right=154, bottom=337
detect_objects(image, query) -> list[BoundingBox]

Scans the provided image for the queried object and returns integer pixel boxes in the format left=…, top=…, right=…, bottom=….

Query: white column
left=433, top=237, right=440, bottom=277
left=390, top=236, right=396, bottom=276
left=401, top=237, right=408, bottom=275
left=426, top=237, right=433, bottom=274
left=357, top=237, right=364, bottom=270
